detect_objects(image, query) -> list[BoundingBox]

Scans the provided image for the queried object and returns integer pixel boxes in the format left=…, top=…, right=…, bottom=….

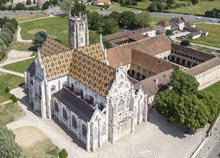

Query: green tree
left=41, top=1, right=51, bottom=10
left=120, top=11, right=136, bottom=29
left=4, top=21, right=16, bottom=33
left=26, top=0, right=31, bottom=5
left=0, top=32, right=11, bottom=46
left=103, top=18, right=119, bottom=35
left=59, top=149, right=68, bottom=158
left=14, top=3, right=27, bottom=10
left=32, top=31, right=48, bottom=50
left=0, top=39, right=7, bottom=59
left=71, top=2, right=86, bottom=16
left=135, top=11, right=151, bottom=27
left=103, top=40, right=112, bottom=49
left=87, top=12, right=103, bottom=31
left=191, top=0, right=198, bottom=5
left=166, top=0, right=174, bottom=7
left=170, top=70, right=199, bottom=95
left=0, top=123, right=22, bottom=158
left=60, top=0, right=73, bottom=13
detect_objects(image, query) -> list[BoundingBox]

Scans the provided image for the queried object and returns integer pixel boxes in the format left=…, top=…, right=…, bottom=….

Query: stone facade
left=68, top=14, right=89, bottom=49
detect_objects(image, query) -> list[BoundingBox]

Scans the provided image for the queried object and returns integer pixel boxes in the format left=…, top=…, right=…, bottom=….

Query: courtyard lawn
left=3, top=58, right=35, bottom=73
left=14, top=126, right=59, bottom=158
left=167, top=0, right=220, bottom=16
left=189, top=23, right=220, bottom=48
left=20, top=16, right=69, bottom=45
left=0, top=102, right=25, bottom=125
left=86, top=4, right=102, bottom=11
left=0, top=73, right=24, bottom=102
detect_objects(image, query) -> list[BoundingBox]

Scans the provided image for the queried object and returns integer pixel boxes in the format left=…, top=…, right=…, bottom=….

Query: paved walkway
left=17, top=26, right=32, bottom=43
left=0, top=100, right=12, bottom=106
left=0, top=68, right=24, bottom=77
left=18, top=16, right=56, bottom=24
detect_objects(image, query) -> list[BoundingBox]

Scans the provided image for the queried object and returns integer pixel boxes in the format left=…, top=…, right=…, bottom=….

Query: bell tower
left=68, top=13, right=89, bottom=49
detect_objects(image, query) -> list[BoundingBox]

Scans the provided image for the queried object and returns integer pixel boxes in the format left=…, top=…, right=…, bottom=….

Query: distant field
left=3, top=58, right=35, bottom=73
left=8, top=14, right=47, bottom=22
left=189, top=23, right=220, bottom=48
left=106, top=3, right=137, bottom=11
left=167, top=0, right=220, bottom=15
left=20, top=16, right=68, bottom=45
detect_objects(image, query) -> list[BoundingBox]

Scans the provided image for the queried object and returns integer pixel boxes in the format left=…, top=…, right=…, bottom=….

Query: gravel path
left=16, top=26, right=32, bottom=43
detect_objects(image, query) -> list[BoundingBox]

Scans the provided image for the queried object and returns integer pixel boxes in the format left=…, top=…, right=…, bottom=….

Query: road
left=0, top=7, right=220, bottom=24
left=194, top=114, right=220, bottom=158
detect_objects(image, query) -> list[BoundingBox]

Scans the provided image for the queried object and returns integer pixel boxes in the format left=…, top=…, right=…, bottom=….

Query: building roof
left=41, top=38, right=116, bottom=97
left=40, top=38, right=70, bottom=57
left=97, top=0, right=110, bottom=4
left=54, top=88, right=95, bottom=122
left=156, top=21, right=171, bottom=27
left=171, top=43, right=215, bottom=61
left=27, top=61, right=36, bottom=77
left=185, top=57, right=220, bottom=76
left=107, top=35, right=172, bottom=68
left=140, top=69, right=173, bottom=97
left=131, top=49, right=176, bottom=74
left=170, top=17, right=184, bottom=24
left=78, top=43, right=105, bottom=63
left=133, top=27, right=155, bottom=34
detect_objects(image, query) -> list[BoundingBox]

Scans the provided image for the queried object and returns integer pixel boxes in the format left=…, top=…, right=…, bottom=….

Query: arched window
left=101, top=123, right=106, bottom=135
left=72, top=115, right=77, bottom=129
left=89, top=96, right=94, bottom=105
left=82, top=124, right=87, bottom=137
left=51, top=85, right=56, bottom=92
left=63, top=108, right=67, bottom=120
left=71, top=83, right=74, bottom=91
left=54, top=101, right=59, bottom=112
left=142, top=75, right=146, bottom=80
left=99, top=103, right=104, bottom=111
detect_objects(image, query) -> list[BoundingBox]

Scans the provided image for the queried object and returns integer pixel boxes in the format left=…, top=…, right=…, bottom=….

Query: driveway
left=8, top=86, right=207, bottom=158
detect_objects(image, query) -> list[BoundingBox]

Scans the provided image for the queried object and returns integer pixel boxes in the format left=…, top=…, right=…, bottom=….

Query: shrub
left=5, top=87, right=10, bottom=93
left=180, top=40, right=190, bottom=46
left=11, top=94, right=18, bottom=102
left=59, top=149, right=68, bottom=158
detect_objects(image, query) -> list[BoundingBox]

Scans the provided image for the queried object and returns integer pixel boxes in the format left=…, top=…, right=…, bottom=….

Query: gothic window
left=101, top=123, right=106, bottom=135
left=82, top=124, right=87, bottom=137
left=71, top=83, right=74, bottom=91
left=54, top=101, right=59, bottom=112
left=51, top=85, right=56, bottom=92
left=118, top=100, right=124, bottom=113
left=39, top=85, right=41, bottom=96
left=81, top=38, right=83, bottom=43
left=63, top=108, right=67, bottom=120
left=99, top=103, right=104, bottom=111
left=63, top=81, right=67, bottom=88
left=89, top=96, right=94, bottom=105
left=72, top=115, right=77, bottom=129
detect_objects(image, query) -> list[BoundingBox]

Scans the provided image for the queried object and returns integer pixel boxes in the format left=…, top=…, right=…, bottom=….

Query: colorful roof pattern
left=40, top=38, right=115, bottom=97
left=78, top=43, right=105, bottom=62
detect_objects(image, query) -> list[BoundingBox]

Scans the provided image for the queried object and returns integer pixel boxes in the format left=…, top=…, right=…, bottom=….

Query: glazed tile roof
left=40, top=38, right=70, bottom=57
left=78, top=43, right=105, bottom=62
left=41, top=38, right=115, bottom=97
left=54, top=88, right=95, bottom=122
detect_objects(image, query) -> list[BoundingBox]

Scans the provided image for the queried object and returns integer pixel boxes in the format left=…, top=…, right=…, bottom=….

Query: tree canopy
left=0, top=123, right=22, bottom=158
left=155, top=70, right=220, bottom=131
left=32, top=31, right=48, bottom=51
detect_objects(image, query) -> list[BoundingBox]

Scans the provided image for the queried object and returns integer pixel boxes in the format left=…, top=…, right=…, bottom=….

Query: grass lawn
left=167, top=0, right=220, bottom=16
left=106, top=3, right=137, bottom=11
left=20, top=16, right=69, bottom=45
left=127, top=0, right=151, bottom=9
left=0, top=73, right=24, bottom=102
left=86, top=4, right=102, bottom=11
left=203, top=82, right=220, bottom=100
left=8, top=14, right=48, bottom=22
left=0, top=102, right=25, bottom=125
left=14, top=126, right=59, bottom=158
left=150, top=17, right=170, bottom=26
left=3, top=58, right=35, bottom=73
left=189, top=23, right=220, bottom=48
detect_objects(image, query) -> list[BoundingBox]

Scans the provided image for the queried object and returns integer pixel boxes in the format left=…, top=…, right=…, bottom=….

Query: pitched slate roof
left=40, top=38, right=115, bottom=97
left=54, top=88, right=95, bottom=122
left=170, top=17, right=184, bottom=24
left=107, top=35, right=172, bottom=68
left=185, top=57, right=220, bottom=76
left=27, top=61, right=36, bottom=77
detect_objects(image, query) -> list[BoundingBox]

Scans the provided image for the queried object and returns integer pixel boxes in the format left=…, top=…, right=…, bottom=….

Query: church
left=25, top=13, right=220, bottom=152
